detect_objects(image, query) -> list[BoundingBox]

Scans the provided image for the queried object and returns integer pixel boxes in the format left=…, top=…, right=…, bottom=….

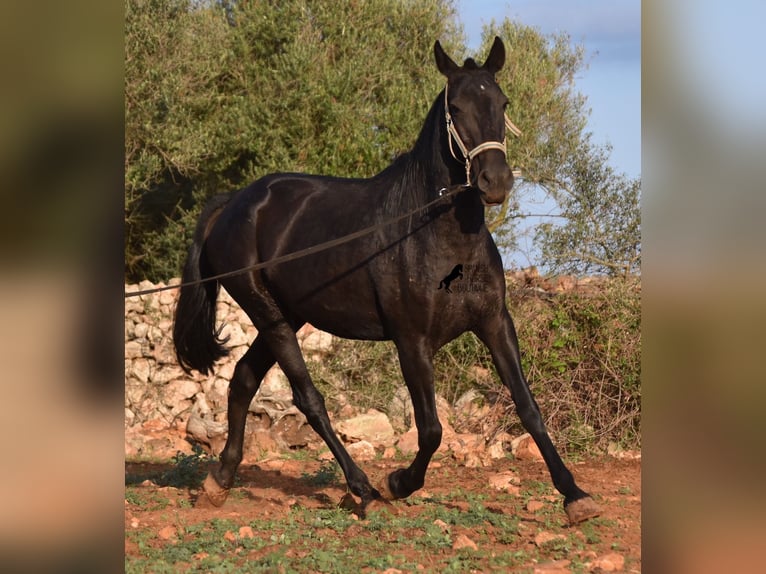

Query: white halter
left=444, top=83, right=523, bottom=184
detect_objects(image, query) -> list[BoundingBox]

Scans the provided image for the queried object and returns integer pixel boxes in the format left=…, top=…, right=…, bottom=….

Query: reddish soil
left=125, top=454, right=640, bottom=572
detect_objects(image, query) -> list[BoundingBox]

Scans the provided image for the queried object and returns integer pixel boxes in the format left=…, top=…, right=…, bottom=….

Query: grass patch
left=126, top=484, right=627, bottom=573
left=301, top=460, right=341, bottom=487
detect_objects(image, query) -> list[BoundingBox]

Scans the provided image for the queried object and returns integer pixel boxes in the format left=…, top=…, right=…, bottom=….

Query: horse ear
left=483, top=36, right=505, bottom=74
left=434, top=40, right=459, bottom=77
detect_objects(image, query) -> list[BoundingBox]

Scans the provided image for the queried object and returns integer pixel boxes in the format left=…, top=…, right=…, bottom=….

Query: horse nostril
left=478, top=169, right=492, bottom=191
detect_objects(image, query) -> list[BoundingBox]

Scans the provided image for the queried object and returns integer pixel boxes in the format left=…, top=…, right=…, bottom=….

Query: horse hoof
left=565, top=496, right=601, bottom=525
left=199, top=472, right=230, bottom=508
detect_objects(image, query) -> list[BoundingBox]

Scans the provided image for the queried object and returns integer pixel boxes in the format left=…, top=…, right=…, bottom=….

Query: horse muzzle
left=476, top=161, right=514, bottom=206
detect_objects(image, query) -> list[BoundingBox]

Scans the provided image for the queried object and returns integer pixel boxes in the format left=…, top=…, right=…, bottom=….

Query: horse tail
left=172, top=193, right=232, bottom=375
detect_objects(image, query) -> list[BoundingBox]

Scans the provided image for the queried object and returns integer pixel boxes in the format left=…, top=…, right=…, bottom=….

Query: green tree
left=470, top=22, right=588, bottom=248
left=534, top=139, right=641, bottom=276
left=471, top=23, right=640, bottom=275
left=125, top=1, right=639, bottom=282
left=125, top=0, right=463, bottom=281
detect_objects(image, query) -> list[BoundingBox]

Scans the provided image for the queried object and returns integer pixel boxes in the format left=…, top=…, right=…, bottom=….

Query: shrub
left=307, top=275, right=640, bottom=453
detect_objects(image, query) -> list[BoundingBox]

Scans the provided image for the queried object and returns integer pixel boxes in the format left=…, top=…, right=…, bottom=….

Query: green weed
left=301, top=460, right=341, bottom=487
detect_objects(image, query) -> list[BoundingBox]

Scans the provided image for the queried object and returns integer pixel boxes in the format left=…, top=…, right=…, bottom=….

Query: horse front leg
left=476, top=308, right=601, bottom=524
left=382, top=337, right=441, bottom=500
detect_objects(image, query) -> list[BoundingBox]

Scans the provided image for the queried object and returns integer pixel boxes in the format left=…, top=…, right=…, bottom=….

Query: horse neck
left=383, top=91, right=473, bottom=214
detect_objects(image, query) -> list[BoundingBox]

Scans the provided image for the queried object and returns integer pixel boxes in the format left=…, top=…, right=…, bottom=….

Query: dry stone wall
left=124, top=271, right=599, bottom=463
left=125, top=280, right=332, bottom=460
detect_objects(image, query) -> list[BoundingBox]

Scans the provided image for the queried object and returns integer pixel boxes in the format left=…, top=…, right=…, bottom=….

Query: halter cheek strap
left=444, top=83, right=523, bottom=184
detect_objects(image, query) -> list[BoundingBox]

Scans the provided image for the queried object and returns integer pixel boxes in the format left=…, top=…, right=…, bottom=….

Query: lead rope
left=124, top=183, right=467, bottom=298
left=126, top=88, right=524, bottom=299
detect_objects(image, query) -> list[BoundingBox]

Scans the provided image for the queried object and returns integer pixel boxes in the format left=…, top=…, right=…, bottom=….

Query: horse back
left=205, top=172, right=506, bottom=344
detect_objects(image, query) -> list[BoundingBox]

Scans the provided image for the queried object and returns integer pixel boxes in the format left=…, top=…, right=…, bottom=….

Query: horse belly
left=268, top=263, right=388, bottom=341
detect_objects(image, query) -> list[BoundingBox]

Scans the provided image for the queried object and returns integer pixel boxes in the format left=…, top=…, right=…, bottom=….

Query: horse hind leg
left=200, top=335, right=276, bottom=507
left=259, top=320, right=383, bottom=512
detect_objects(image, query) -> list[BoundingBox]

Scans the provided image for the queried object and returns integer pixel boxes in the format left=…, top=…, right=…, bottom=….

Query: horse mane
left=376, top=89, right=448, bottom=217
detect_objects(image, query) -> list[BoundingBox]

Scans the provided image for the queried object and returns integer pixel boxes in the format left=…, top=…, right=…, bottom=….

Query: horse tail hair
left=172, top=193, right=232, bottom=375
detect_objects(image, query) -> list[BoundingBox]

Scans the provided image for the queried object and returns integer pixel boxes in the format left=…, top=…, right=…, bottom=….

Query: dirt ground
left=125, top=453, right=640, bottom=572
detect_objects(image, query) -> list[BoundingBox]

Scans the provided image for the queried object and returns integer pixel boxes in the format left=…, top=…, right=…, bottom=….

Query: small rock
left=588, top=553, right=625, bottom=572
left=338, top=493, right=359, bottom=513
left=219, top=322, right=250, bottom=347
left=448, top=433, right=485, bottom=466
left=244, top=428, right=280, bottom=461
left=485, top=440, right=507, bottom=460
left=452, top=533, right=478, bottom=551
left=388, top=387, right=414, bottom=431
left=534, top=559, right=572, bottom=573
left=335, top=409, right=395, bottom=446
left=527, top=500, right=545, bottom=512
left=488, top=471, right=521, bottom=494
left=395, top=427, right=419, bottom=454
left=223, top=530, right=237, bottom=542
left=433, top=519, right=449, bottom=532
left=299, top=326, right=333, bottom=354
left=464, top=451, right=486, bottom=468
left=158, top=525, right=177, bottom=540
left=238, top=526, right=254, bottom=539
left=511, top=433, right=544, bottom=461
left=124, top=340, right=143, bottom=359
left=346, top=440, right=377, bottom=461
left=130, top=358, right=152, bottom=384
left=186, top=411, right=227, bottom=449
left=162, top=378, right=200, bottom=404
left=382, top=446, right=397, bottom=459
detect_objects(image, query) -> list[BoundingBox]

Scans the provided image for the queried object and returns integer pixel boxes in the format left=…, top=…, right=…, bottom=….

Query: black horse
left=173, top=37, right=600, bottom=524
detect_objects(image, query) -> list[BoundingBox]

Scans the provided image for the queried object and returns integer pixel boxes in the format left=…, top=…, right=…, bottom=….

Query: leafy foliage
left=535, top=139, right=641, bottom=276
left=509, top=277, right=642, bottom=451
left=301, top=460, right=341, bottom=487
left=125, top=0, right=639, bottom=281
left=125, top=0, right=462, bottom=280
left=473, top=22, right=640, bottom=273
left=308, top=276, right=641, bottom=452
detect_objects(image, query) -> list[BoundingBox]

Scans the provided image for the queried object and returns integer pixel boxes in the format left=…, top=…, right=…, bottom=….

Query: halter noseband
left=444, top=83, right=523, bottom=184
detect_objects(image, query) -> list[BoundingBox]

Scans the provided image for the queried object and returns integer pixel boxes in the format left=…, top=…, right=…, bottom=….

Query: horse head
left=434, top=37, right=515, bottom=206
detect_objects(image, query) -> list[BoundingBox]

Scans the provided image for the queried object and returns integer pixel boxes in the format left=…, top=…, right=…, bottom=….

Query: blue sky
left=456, top=0, right=641, bottom=179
